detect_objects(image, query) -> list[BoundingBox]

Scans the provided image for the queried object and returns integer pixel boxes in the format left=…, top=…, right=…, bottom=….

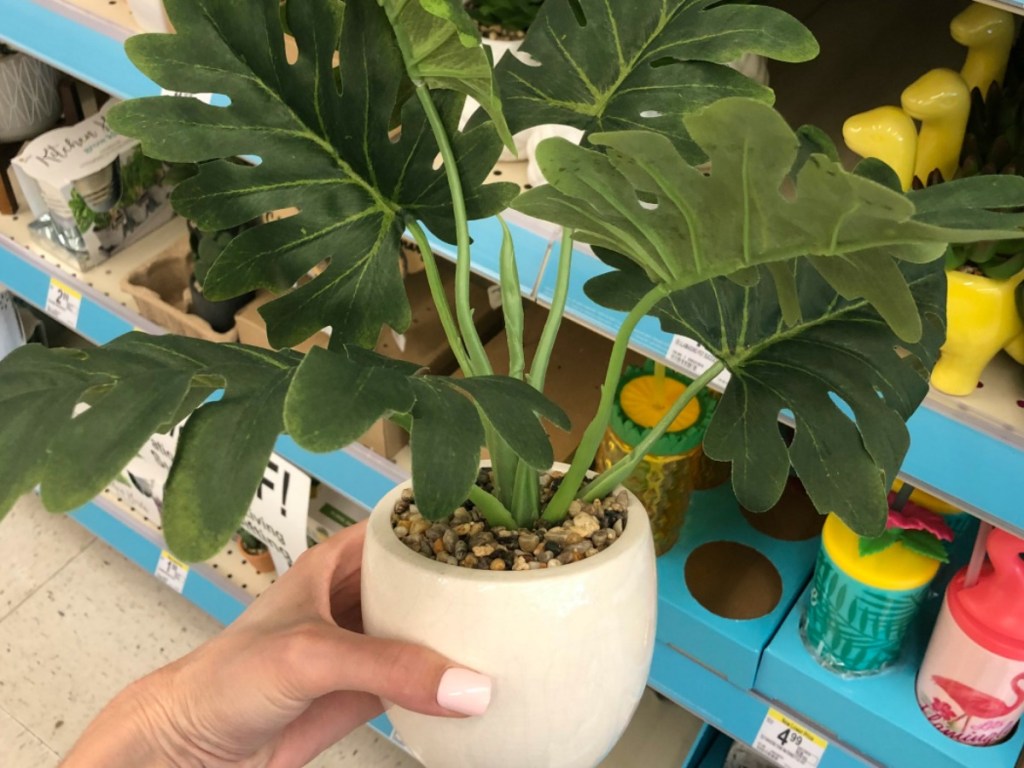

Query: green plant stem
left=529, top=228, right=573, bottom=392
left=415, top=84, right=492, bottom=377
left=405, top=218, right=473, bottom=375
left=579, top=360, right=726, bottom=502
left=542, top=283, right=670, bottom=524
left=468, top=485, right=517, bottom=530
left=511, top=457, right=540, bottom=527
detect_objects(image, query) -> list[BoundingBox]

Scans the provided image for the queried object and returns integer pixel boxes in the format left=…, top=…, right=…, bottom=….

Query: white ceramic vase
left=362, top=465, right=658, bottom=768
left=0, top=52, right=60, bottom=143
left=127, top=0, right=174, bottom=33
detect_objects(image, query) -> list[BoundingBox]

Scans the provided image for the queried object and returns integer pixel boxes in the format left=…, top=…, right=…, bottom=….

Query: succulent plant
left=943, top=32, right=1024, bottom=281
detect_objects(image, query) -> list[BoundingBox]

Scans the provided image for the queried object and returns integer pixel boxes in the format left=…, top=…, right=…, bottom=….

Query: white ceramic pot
left=127, top=0, right=174, bottom=33
left=0, top=52, right=60, bottom=143
left=362, top=465, right=658, bottom=768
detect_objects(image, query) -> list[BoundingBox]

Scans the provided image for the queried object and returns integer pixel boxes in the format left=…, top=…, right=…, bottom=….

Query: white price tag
left=159, top=89, right=215, bottom=104
left=391, top=329, right=407, bottom=353
left=45, top=279, right=82, bottom=329
left=487, top=284, right=503, bottom=310
left=154, top=550, right=190, bottom=594
left=243, top=454, right=312, bottom=573
left=666, top=334, right=731, bottom=389
left=753, top=708, right=828, bottom=768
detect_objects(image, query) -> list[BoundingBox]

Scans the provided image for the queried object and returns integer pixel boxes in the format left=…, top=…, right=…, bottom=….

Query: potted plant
left=3, top=1, right=1024, bottom=766
left=930, top=50, right=1024, bottom=395
left=187, top=219, right=257, bottom=333
left=0, top=43, right=60, bottom=143
left=236, top=528, right=275, bottom=573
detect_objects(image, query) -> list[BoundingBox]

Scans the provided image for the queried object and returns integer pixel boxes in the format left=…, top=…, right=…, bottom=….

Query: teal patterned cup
left=801, top=514, right=939, bottom=676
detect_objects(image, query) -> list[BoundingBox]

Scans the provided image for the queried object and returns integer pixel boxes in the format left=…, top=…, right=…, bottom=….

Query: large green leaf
left=495, top=0, right=818, bottom=159
left=448, top=376, right=571, bottom=471
left=407, top=378, right=485, bottom=518
left=0, top=335, right=301, bottom=559
left=0, top=333, right=569, bottom=554
left=381, top=0, right=513, bottom=148
left=586, top=253, right=946, bottom=537
left=284, top=346, right=420, bottom=452
left=515, top=99, right=1024, bottom=343
left=109, top=0, right=517, bottom=349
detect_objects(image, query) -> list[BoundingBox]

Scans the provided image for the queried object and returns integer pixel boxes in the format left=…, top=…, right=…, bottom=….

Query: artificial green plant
left=3, top=0, right=1024, bottom=561
left=464, top=0, right=543, bottom=34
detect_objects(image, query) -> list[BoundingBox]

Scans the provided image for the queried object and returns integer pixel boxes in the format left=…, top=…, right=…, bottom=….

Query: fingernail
left=436, top=667, right=492, bottom=716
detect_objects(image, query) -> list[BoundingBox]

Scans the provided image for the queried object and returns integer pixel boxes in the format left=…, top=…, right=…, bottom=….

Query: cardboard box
left=12, top=102, right=174, bottom=271
left=235, top=259, right=503, bottom=458
left=307, top=483, right=369, bottom=545
left=122, top=237, right=242, bottom=343
left=464, top=301, right=642, bottom=462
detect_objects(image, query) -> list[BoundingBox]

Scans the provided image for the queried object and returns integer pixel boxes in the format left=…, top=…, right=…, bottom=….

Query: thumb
left=286, top=625, right=492, bottom=717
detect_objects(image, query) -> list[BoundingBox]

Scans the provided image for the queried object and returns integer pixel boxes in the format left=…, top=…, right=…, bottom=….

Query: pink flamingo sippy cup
left=917, top=528, right=1024, bottom=745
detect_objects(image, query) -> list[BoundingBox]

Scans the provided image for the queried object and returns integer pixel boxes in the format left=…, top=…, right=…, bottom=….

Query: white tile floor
left=0, top=494, right=702, bottom=767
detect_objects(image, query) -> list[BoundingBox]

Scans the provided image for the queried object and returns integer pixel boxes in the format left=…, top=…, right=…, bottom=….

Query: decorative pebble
left=570, top=513, right=600, bottom=538
left=442, top=528, right=458, bottom=554
left=518, top=532, right=541, bottom=552
left=389, top=469, right=628, bottom=571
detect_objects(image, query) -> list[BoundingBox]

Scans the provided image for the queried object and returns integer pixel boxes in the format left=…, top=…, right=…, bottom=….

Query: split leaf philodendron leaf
left=380, top=0, right=513, bottom=149
left=0, top=335, right=569, bottom=556
left=585, top=253, right=946, bottom=537
left=407, top=378, right=485, bottom=518
left=109, top=0, right=517, bottom=350
left=495, top=0, right=818, bottom=159
left=284, top=347, right=421, bottom=452
left=0, top=335, right=302, bottom=559
left=448, top=377, right=571, bottom=471
left=515, top=99, right=1024, bottom=343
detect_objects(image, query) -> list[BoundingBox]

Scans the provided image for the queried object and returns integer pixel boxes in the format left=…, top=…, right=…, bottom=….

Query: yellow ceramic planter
left=931, top=268, right=1024, bottom=396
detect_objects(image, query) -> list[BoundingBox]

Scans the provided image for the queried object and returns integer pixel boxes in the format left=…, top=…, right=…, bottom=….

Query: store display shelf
left=758, top=587, right=1024, bottom=768
left=0, top=212, right=171, bottom=344
left=68, top=487, right=264, bottom=625
left=651, top=642, right=872, bottom=768
left=655, top=482, right=821, bottom=689
left=975, top=0, right=1024, bottom=19
left=0, top=0, right=157, bottom=100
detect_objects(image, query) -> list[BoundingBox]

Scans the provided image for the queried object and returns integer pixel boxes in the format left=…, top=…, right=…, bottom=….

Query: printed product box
left=11, top=101, right=174, bottom=271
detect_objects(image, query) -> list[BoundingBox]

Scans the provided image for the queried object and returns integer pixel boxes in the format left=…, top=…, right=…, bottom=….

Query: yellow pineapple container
left=595, top=361, right=717, bottom=555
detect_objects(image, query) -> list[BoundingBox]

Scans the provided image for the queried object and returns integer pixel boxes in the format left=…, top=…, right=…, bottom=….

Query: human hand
left=62, top=521, right=490, bottom=768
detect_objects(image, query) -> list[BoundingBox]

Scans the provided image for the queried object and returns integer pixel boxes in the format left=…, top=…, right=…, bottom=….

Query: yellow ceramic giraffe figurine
left=901, top=69, right=971, bottom=184
left=931, top=268, right=1024, bottom=396
left=842, top=106, right=918, bottom=191
left=951, top=3, right=1015, bottom=98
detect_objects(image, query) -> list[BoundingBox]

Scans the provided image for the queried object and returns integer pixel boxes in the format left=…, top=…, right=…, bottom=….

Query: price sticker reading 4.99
left=753, top=708, right=828, bottom=768
left=45, top=279, right=82, bottom=329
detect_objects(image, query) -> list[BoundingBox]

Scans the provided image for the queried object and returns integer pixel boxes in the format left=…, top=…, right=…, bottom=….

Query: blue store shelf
left=69, top=497, right=248, bottom=626
left=0, top=0, right=158, bottom=100
left=757, top=586, right=1024, bottom=768
left=656, top=481, right=821, bottom=689
left=0, top=228, right=161, bottom=344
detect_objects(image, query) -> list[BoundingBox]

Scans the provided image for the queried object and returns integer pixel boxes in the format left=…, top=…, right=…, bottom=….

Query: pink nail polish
left=436, top=668, right=492, bottom=716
